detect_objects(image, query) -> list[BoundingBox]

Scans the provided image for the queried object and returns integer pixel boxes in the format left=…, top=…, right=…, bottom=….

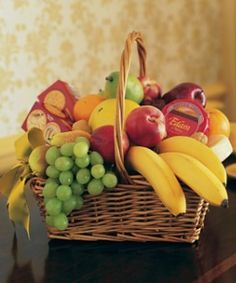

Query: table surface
left=0, top=156, right=236, bottom=283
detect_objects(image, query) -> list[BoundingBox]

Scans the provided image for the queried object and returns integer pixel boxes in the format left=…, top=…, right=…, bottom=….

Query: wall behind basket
left=0, top=0, right=221, bottom=137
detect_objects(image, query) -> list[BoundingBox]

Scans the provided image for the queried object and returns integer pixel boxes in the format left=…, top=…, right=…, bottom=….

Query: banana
left=50, top=130, right=91, bottom=146
left=160, top=152, right=228, bottom=207
left=158, top=136, right=227, bottom=184
left=127, top=146, right=186, bottom=216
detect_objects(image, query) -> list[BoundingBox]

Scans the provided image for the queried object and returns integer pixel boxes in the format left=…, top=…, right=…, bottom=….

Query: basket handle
left=114, top=31, right=147, bottom=183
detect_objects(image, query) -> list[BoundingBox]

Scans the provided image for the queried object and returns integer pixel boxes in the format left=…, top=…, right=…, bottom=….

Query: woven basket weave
left=31, top=31, right=209, bottom=243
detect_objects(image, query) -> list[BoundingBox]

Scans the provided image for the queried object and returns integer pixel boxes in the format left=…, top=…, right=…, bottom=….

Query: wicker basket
left=31, top=31, right=209, bottom=243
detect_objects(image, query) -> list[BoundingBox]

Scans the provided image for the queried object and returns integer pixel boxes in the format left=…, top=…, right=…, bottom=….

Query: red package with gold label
left=162, top=99, right=209, bottom=137
left=22, top=80, right=77, bottom=142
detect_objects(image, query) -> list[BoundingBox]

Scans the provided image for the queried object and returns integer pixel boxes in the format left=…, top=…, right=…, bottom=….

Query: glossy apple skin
left=90, top=125, right=129, bottom=164
left=162, top=82, right=206, bottom=107
left=142, top=97, right=166, bottom=110
left=139, top=76, right=162, bottom=104
left=104, top=72, right=144, bottom=104
left=125, top=106, right=167, bottom=147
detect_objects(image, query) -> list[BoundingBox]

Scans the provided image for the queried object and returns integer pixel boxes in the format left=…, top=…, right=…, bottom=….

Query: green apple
left=103, top=71, right=144, bottom=104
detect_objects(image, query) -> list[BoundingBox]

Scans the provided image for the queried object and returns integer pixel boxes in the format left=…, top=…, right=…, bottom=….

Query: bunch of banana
left=127, top=136, right=228, bottom=215
left=127, top=146, right=186, bottom=216
left=160, top=152, right=228, bottom=207
left=158, top=136, right=227, bottom=184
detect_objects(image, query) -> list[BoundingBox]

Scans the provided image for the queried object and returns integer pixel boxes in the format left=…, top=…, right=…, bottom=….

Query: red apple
left=90, top=125, right=129, bottom=163
left=143, top=97, right=166, bottom=110
left=125, top=106, right=167, bottom=147
left=139, top=76, right=162, bottom=105
left=162, top=82, right=206, bottom=107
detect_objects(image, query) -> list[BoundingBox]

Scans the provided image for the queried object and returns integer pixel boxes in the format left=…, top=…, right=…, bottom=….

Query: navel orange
left=73, top=94, right=105, bottom=121
left=207, top=108, right=230, bottom=137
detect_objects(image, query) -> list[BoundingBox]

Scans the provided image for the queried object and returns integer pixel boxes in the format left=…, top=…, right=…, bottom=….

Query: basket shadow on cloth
left=31, top=31, right=209, bottom=243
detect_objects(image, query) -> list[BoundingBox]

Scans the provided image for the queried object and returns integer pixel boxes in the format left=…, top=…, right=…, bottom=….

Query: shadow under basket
left=30, top=177, right=209, bottom=243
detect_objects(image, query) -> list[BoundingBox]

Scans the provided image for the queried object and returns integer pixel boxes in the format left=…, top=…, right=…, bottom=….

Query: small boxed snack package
left=22, top=80, right=77, bottom=142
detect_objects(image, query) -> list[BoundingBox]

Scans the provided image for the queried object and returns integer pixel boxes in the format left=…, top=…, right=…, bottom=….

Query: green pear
left=103, top=71, right=144, bottom=104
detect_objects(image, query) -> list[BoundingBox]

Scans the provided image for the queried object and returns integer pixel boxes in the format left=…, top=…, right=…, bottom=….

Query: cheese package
left=162, top=99, right=209, bottom=137
left=22, top=80, right=77, bottom=142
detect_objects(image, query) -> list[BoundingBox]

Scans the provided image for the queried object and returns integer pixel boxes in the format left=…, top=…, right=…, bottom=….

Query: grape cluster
left=43, top=137, right=118, bottom=231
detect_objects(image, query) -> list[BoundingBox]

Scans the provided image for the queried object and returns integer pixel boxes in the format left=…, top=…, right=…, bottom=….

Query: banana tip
left=221, top=199, right=229, bottom=208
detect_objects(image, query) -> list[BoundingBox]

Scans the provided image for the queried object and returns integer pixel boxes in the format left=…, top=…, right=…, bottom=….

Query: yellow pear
left=28, top=145, right=48, bottom=176
left=88, top=98, right=139, bottom=131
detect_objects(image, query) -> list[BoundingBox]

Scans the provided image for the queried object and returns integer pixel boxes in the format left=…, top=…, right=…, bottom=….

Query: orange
left=207, top=108, right=230, bottom=137
left=73, top=94, right=105, bottom=121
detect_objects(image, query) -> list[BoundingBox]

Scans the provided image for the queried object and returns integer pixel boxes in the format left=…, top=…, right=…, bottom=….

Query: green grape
left=46, top=165, right=60, bottom=178
left=46, top=215, right=55, bottom=227
left=45, top=146, right=61, bottom=165
left=90, top=151, right=104, bottom=165
left=75, top=196, right=84, bottom=210
left=55, top=156, right=74, bottom=171
left=87, top=179, right=104, bottom=196
left=63, top=195, right=77, bottom=215
left=76, top=168, right=91, bottom=184
left=45, top=177, right=59, bottom=185
left=73, top=142, right=89, bottom=158
left=45, top=198, right=62, bottom=216
left=60, top=143, right=75, bottom=157
left=54, top=213, right=68, bottom=231
left=43, top=181, right=58, bottom=198
left=75, top=154, right=90, bottom=168
left=91, top=164, right=105, bottom=179
left=56, top=185, right=72, bottom=201
left=71, top=165, right=79, bottom=175
left=59, top=171, right=74, bottom=185
left=71, top=181, right=84, bottom=195
left=102, top=172, right=118, bottom=188
left=75, top=136, right=90, bottom=146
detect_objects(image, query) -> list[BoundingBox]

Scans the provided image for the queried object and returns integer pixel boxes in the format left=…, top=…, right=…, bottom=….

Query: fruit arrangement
left=0, top=31, right=233, bottom=242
